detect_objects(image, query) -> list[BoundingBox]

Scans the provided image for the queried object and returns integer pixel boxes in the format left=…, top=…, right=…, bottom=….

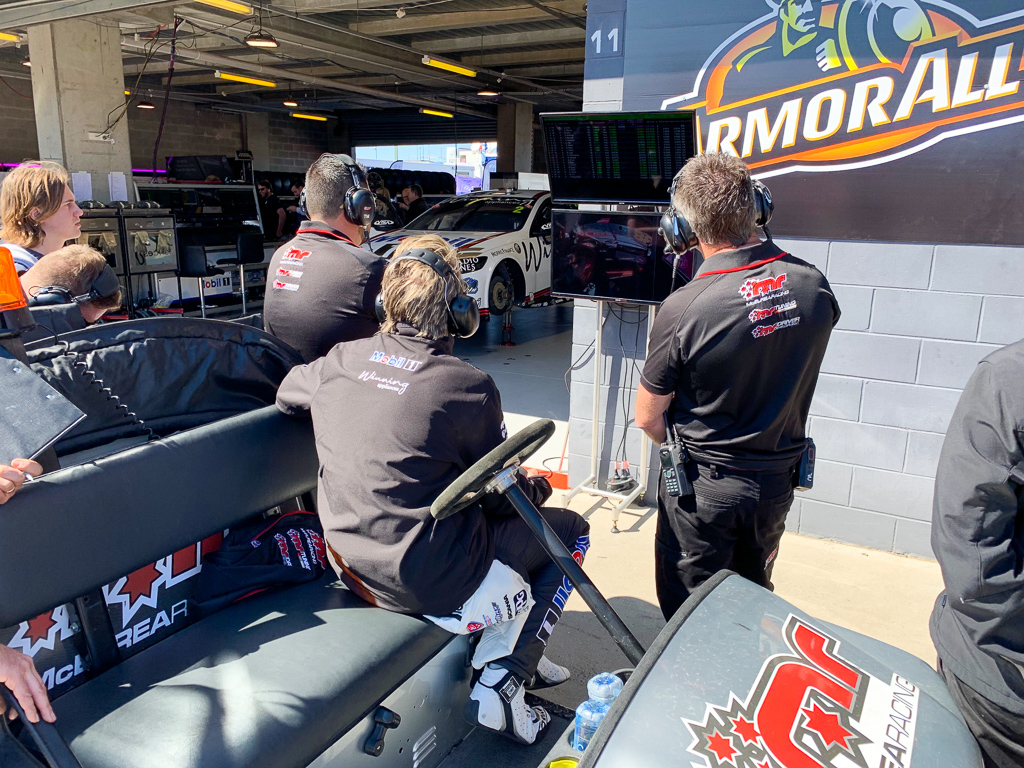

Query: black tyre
left=488, top=264, right=515, bottom=316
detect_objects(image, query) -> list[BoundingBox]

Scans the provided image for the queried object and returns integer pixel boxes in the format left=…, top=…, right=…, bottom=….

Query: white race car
left=370, top=190, right=553, bottom=319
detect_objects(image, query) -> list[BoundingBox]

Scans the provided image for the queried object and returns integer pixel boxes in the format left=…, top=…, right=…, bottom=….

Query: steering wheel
left=431, top=419, right=555, bottom=520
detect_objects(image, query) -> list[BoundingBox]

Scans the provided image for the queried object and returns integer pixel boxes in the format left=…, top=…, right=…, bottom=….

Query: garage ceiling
left=0, top=0, right=585, bottom=131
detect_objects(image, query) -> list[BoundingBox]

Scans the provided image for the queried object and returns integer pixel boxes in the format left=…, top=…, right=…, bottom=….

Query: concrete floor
left=453, top=303, right=947, bottom=716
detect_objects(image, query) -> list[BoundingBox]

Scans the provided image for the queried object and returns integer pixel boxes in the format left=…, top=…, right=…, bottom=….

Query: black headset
left=660, top=169, right=774, bottom=255
left=27, top=264, right=121, bottom=308
left=374, top=248, right=480, bottom=338
left=336, top=154, right=376, bottom=229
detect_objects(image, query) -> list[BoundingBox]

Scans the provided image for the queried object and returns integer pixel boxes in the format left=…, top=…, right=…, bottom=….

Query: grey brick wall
left=0, top=86, right=41, bottom=163
left=567, top=237, right=1021, bottom=559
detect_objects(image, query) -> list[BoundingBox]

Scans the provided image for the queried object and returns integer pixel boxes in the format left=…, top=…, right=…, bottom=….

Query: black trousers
left=655, top=462, right=794, bottom=621
left=940, top=660, right=1024, bottom=768
left=489, top=506, right=590, bottom=683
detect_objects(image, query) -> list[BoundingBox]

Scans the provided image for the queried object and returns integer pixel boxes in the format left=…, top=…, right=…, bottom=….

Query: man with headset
left=635, top=153, right=839, bottom=620
left=263, top=154, right=385, bottom=363
left=276, top=234, right=589, bottom=745
left=20, top=245, right=122, bottom=339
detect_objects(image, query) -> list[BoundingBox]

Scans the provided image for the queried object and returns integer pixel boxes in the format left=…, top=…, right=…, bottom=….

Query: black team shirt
left=263, top=221, right=387, bottom=362
left=641, top=240, right=840, bottom=470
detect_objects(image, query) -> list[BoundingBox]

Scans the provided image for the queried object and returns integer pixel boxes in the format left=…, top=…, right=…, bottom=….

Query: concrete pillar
left=28, top=19, right=133, bottom=202
left=496, top=102, right=533, bottom=173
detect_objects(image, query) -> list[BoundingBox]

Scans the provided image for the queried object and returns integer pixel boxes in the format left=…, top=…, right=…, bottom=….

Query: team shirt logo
left=739, top=274, right=787, bottom=300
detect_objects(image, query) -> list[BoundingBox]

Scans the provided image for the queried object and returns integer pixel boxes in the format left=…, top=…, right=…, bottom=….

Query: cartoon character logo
left=662, top=2, right=1024, bottom=178
left=685, top=615, right=921, bottom=768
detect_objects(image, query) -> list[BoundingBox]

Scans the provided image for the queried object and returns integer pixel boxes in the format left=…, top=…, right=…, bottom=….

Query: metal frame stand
left=564, top=302, right=656, bottom=532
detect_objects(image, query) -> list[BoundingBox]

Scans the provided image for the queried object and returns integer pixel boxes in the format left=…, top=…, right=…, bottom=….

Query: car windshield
left=407, top=197, right=535, bottom=232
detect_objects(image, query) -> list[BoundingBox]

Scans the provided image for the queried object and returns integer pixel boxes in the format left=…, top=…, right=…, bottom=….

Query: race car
left=369, top=190, right=553, bottom=318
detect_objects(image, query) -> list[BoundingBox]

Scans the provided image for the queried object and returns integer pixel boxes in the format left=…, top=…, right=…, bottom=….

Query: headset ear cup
left=448, top=295, right=480, bottom=338
left=346, top=188, right=376, bottom=228
left=374, top=292, right=386, bottom=323
left=753, top=180, right=774, bottom=227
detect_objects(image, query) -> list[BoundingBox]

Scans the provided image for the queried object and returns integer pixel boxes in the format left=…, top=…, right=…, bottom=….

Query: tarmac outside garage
left=455, top=302, right=945, bottom=716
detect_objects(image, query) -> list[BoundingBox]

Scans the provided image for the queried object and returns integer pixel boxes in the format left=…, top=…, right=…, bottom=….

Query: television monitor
left=551, top=210, right=695, bottom=305
left=167, top=155, right=236, bottom=182
left=541, top=111, right=697, bottom=204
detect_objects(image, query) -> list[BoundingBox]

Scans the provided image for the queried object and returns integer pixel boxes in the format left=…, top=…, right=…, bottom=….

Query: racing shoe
left=527, top=655, right=571, bottom=690
left=465, top=664, right=551, bottom=745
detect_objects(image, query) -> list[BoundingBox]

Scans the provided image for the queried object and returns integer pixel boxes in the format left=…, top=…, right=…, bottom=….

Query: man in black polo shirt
left=276, top=234, right=588, bottom=745
left=264, top=155, right=387, bottom=362
left=635, top=153, right=840, bottom=620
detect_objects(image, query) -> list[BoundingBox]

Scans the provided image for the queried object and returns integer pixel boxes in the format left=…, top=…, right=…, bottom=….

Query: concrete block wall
left=267, top=114, right=330, bottom=174
left=128, top=102, right=245, bottom=170
left=567, top=237, right=1023, bottom=559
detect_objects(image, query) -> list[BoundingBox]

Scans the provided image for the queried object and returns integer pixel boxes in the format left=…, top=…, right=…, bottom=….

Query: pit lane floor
left=452, top=303, right=945, bottom=719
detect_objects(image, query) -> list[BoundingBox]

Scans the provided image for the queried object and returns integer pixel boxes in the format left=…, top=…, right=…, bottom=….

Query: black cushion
left=53, top=576, right=454, bottom=768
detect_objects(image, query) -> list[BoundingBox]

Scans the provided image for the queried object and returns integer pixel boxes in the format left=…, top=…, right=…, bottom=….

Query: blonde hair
left=381, top=234, right=463, bottom=339
left=1, top=161, right=72, bottom=249
left=21, top=244, right=122, bottom=313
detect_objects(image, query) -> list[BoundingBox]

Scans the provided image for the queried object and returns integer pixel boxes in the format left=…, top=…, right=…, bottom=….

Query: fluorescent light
left=195, top=0, right=252, bottom=14
left=291, top=112, right=327, bottom=121
left=420, top=108, right=454, bottom=118
left=421, top=56, right=476, bottom=78
left=244, top=30, right=278, bottom=48
left=215, top=70, right=275, bottom=88
left=137, top=100, right=155, bottom=109
left=0, top=32, right=20, bottom=42
left=283, top=99, right=299, bottom=107
left=124, top=90, right=131, bottom=95
left=21, top=59, right=30, bottom=67
left=477, top=90, right=499, bottom=97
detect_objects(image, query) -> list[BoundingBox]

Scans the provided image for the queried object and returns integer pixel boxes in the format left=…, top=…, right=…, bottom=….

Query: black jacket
left=931, top=339, right=1024, bottom=714
left=276, top=325, right=547, bottom=615
left=263, top=222, right=386, bottom=363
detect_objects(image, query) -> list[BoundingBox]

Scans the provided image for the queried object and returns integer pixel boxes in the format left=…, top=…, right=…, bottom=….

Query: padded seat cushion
left=52, top=576, right=454, bottom=768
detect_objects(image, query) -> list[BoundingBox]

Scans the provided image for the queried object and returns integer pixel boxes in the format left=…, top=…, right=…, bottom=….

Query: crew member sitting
left=21, top=245, right=122, bottom=328
left=0, top=161, right=83, bottom=275
left=263, top=154, right=387, bottom=363
left=276, top=234, right=589, bottom=745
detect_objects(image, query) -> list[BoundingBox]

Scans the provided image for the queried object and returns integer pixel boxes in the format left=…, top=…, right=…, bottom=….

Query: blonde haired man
left=0, top=161, right=82, bottom=274
left=277, top=233, right=589, bottom=745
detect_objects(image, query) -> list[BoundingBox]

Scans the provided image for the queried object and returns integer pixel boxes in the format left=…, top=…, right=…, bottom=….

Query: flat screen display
left=551, top=210, right=694, bottom=305
left=541, top=111, right=697, bottom=204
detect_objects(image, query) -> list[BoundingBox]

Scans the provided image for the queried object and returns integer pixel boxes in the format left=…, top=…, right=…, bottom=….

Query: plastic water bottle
left=573, top=673, right=624, bottom=752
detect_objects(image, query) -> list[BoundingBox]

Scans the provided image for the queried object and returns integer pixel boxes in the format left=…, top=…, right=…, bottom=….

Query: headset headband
left=375, top=248, right=479, bottom=338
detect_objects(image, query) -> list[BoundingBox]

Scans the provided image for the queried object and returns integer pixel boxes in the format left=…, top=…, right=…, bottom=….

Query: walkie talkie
left=659, top=414, right=693, bottom=497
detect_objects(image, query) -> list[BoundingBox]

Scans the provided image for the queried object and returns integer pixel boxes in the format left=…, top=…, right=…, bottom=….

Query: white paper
left=71, top=172, right=93, bottom=202
left=107, top=172, right=129, bottom=202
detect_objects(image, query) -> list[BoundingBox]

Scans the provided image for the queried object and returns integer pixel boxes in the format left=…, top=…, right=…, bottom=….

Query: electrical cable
left=0, top=76, right=31, bottom=99
left=150, top=19, right=181, bottom=181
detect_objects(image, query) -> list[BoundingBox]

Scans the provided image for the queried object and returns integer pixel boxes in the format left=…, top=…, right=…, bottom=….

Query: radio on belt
left=659, top=414, right=693, bottom=497
left=795, top=438, right=816, bottom=491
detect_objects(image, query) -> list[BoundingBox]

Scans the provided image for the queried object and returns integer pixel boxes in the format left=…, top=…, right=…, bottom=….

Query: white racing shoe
left=465, top=664, right=551, bottom=745
left=527, top=655, right=571, bottom=690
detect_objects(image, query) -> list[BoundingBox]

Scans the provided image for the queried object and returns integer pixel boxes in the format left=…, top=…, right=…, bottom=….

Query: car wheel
left=488, top=264, right=515, bottom=316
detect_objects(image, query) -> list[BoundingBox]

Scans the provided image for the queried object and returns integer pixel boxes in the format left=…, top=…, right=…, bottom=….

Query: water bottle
left=573, top=673, right=624, bottom=752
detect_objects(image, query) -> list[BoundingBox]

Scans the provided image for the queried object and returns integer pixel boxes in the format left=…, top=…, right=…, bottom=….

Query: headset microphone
left=374, top=248, right=480, bottom=338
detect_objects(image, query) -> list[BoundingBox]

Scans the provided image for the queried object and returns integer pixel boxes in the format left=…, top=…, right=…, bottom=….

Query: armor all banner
left=617, top=1, right=1024, bottom=244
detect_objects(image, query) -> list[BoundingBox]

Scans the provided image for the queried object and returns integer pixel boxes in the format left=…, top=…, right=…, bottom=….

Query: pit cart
left=0, top=323, right=982, bottom=768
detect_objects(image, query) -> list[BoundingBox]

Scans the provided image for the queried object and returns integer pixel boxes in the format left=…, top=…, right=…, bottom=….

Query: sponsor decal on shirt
left=466, top=621, right=484, bottom=632
left=683, top=615, right=920, bottom=768
left=276, top=267, right=303, bottom=279
left=739, top=273, right=787, bottom=301
left=752, top=317, right=801, bottom=339
left=280, top=248, right=310, bottom=264
left=369, top=351, right=424, bottom=372
left=273, top=280, right=299, bottom=292
left=500, top=420, right=507, bottom=439
left=358, top=370, right=410, bottom=395
left=274, top=533, right=293, bottom=567
left=749, top=300, right=797, bottom=324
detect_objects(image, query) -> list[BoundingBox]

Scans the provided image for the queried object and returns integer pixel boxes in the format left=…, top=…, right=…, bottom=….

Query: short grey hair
left=672, top=153, right=757, bottom=248
left=304, top=153, right=360, bottom=221
left=381, top=234, right=464, bottom=339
